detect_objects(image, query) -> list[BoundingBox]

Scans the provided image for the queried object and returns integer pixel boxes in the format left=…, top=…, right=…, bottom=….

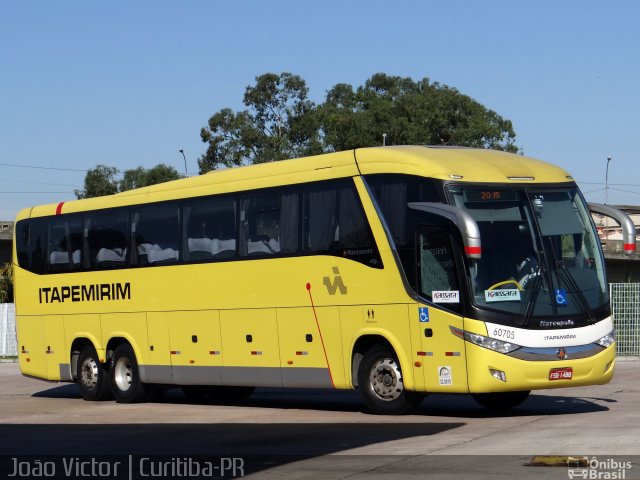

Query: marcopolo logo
left=484, top=289, right=521, bottom=303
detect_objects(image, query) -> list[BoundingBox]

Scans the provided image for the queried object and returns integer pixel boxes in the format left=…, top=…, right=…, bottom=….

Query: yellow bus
left=13, top=146, right=636, bottom=414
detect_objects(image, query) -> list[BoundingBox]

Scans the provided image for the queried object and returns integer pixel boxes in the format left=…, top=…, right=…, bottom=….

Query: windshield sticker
left=432, top=291, right=460, bottom=303
left=484, top=289, right=521, bottom=302
left=438, top=366, right=453, bottom=386
left=419, top=307, right=430, bottom=323
left=555, top=289, right=568, bottom=306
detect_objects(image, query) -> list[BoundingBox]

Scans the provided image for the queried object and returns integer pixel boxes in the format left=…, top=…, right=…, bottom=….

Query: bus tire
left=110, top=343, right=148, bottom=403
left=357, top=344, right=422, bottom=415
left=77, top=345, right=112, bottom=401
left=472, top=391, right=531, bottom=411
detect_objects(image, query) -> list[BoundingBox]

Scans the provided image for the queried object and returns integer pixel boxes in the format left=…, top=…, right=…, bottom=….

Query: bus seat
left=96, top=248, right=126, bottom=265
left=211, top=239, right=236, bottom=258
left=247, top=238, right=280, bottom=255
left=50, top=251, right=70, bottom=265
left=188, top=238, right=214, bottom=260
left=148, top=247, right=178, bottom=264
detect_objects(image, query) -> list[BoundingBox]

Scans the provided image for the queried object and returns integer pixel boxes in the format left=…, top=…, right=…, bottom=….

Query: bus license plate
left=549, top=367, right=573, bottom=381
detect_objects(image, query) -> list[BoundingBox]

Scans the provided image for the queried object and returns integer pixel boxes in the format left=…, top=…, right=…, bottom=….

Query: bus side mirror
left=408, top=202, right=481, bottom=259
left=588, top=203, right=637, bottom=255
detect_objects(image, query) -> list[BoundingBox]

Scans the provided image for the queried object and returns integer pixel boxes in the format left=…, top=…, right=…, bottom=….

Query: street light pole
left=605, top=155, right=612, bottom=205
left=179, top=149, right=187, bottom=175
left=605, top=155, right=612, bottom=242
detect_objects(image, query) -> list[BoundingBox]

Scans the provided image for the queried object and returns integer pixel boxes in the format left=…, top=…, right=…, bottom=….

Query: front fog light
left=490, top=369, right=507, bottom=382
left=596, top=330, right=616, bottom=348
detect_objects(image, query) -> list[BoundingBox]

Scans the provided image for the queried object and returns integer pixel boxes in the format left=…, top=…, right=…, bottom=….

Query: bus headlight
left=595, top=330, right=616, bottom=348
left=450, top=326, right=521, bottom=354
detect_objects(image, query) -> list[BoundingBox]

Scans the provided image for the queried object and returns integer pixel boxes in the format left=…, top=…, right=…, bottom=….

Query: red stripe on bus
left=55, top=202, right=65, bottom=215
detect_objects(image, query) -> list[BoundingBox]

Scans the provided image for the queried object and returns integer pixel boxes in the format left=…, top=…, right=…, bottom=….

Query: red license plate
left=549, top=367, right=573, bottom=381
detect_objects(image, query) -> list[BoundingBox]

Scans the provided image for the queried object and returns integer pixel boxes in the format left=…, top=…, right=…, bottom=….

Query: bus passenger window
left=132, top=204, right=180, bottom=266
left=184, top=196, right=237, bottom=261
left=303, top=180, right=381, bottom=268
left=240, top=193, right=281, bottom=256
left=48, top=217, right=83, bottom=272
left=417, top=226, right=459, bottom=307
left=85, top=211, right=129, bottom=269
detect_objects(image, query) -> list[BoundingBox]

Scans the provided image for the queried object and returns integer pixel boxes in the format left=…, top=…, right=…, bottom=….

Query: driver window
left=417, top=226, right=460, bottom=308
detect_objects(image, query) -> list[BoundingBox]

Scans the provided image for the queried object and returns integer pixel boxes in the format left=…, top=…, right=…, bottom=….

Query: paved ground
left=0, top=360, right=638, bottom=479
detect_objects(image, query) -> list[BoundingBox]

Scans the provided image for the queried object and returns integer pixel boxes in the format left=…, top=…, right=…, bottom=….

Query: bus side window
left=238, top=188, right=299, bottom=257
left=85, top=211, right=129, bottom=269
left=47, top=216, right=83, bottom=273
left=303, top=179, right=381, bottom=268
left=183, top=195, right=237, bottom=261
left=15, top=219, right=46, bottom=275
left=417, top=226, right=460, bottom=309
left=132, top=203, right=180, bottom=266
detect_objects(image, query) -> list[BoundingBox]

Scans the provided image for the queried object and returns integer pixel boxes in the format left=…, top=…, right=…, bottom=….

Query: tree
left=0, top=262, right=13, bottom=304
left=319, top=73, right=518, bottom=152
left=198, top=72, right=519, bottom=172
left=198, top=72, right=322, bottom=173
left=119, top=164, right=180, bottom=191
left=74, top=165, right=119, bottom=199
left=75, top=164, right=181, bottom=199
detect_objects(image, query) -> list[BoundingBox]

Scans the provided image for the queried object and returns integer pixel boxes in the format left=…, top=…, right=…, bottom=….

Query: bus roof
left=17, top=146, right=573, bottom=220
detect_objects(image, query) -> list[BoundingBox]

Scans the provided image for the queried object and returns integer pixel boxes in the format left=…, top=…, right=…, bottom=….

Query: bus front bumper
left=465, top=342, right=616, bottom=393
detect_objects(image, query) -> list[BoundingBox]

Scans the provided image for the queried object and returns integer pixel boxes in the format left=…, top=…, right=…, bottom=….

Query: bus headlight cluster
left=595, top=330, right=616, bottom=348
left=450, top=326, right=521, bottom=354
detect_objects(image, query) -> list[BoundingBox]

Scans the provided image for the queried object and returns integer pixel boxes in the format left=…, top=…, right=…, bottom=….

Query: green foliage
left=119, top=164, right=181, bottom=191
left=199, top=72, right=519, bottom=172
left=198, top=72, right=323, bottom=173
left=75, top=164, right=181, bottom=199
left=74, top=165, right=119, bottom=199
left=0, top=262, right=13, bottom=304
left=320, top=73, right=518, bottom=152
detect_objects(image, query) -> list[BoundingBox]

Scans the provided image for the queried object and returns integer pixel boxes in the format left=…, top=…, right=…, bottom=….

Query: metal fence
left=0, top=288, right=639, bottom=358
left=0, top=303, right=16, bottom=357
left=610, top=283, right=640, bottom=356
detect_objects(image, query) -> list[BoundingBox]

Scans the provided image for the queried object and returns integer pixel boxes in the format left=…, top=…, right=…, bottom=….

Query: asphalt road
left=0, top=360, right=638, bottom=479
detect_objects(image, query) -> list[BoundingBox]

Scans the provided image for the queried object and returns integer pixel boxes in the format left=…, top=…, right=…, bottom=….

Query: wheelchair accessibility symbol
left=555, top=289, right=568, bottom=306
left=419, top=307, right=430, bottom=323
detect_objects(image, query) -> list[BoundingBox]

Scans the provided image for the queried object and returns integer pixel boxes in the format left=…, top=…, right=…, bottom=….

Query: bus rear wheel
left=357, top=345, right=423, bottom=415
left=472, top=391, right=531, bottom=411
left=110, top=344, right=149, bottom=403
left=77, top=345, right=112, bottom=401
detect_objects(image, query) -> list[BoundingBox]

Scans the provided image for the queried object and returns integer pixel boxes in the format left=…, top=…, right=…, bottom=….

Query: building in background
left=0, top=221, right=12, bottom=266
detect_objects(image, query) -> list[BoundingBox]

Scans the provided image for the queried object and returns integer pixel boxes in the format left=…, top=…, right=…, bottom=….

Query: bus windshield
left=448, top=186, right=608, bottom=321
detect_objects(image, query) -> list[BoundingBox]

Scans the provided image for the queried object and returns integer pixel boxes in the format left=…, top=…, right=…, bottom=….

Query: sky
left=1, top=1, right=639, bottom=219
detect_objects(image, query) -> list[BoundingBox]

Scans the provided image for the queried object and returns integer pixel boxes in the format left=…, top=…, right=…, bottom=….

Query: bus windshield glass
left=448, top=186, right=607, bottom=321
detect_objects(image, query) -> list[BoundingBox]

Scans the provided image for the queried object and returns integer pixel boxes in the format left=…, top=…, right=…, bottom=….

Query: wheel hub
left=80, top=359, right=98, bottom=390
left=369, top=358, right=404, bottom=401
left=114, top=358, right=133, bottom=392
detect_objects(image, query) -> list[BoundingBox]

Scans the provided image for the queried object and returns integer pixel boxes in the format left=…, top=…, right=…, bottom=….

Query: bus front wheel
left=472, top=391, right=531, bottom=411
left=357, top=345, right=423, bottom=415
left=110, top=344, right=149, bottom=403
left=77, top=345, right=112, bottom=401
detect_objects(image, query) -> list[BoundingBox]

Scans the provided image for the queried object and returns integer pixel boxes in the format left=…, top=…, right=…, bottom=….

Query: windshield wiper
left=547, top=240, right=596, bottom=324
left=520, top=263, right=544, bottom=327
